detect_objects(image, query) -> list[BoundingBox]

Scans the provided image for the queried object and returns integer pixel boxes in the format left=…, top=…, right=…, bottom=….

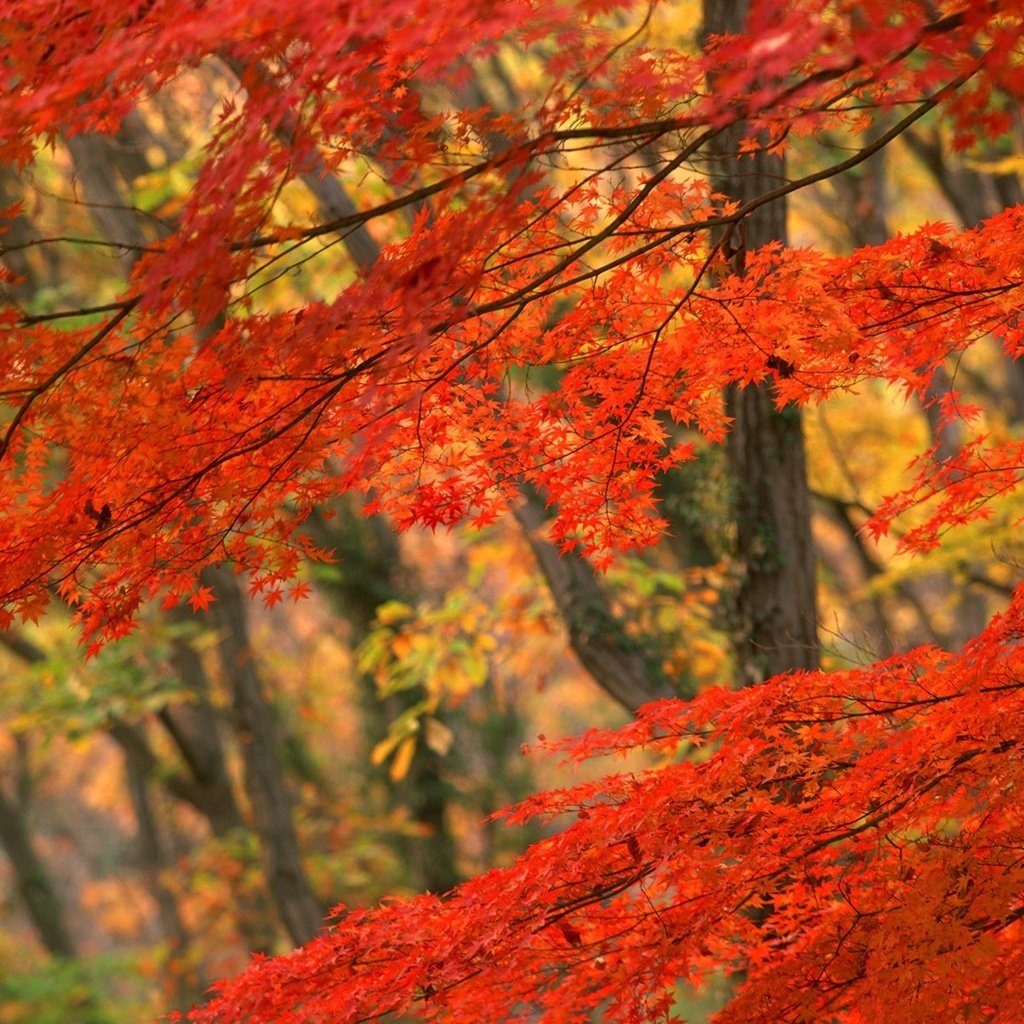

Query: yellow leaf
left=370, top=735, right=399, bottom=766
left=391, top=633, right=413, bottom=659
left=389, top=736, right=417, bottom=781
left=376, top=600, right=414, bottom=625
left=439, top=663, right=475, bottom=698
left=963, top=154, right=1024, bottom=175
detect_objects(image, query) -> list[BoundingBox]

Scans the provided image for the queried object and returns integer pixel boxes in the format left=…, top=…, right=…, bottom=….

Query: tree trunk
left=120, top=748, right=206, bottom=1008
left=206, top=567, right=325, bottom=946
left=515, top=488, right=676, bottom=711
left=63, top=126, right=314, bottom=948
left=0, top=781, right=77, bottom=958
left=0, top=638, right=78, bottom=957
left=704, top=0, right=819, bottom=681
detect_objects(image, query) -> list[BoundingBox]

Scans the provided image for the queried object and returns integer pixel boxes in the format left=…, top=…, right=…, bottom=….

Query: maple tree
left=5, top=0, right=1024, bottom=1020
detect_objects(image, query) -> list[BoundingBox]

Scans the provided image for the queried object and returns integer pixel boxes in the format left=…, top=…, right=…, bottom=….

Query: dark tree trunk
left=0, top=781, right=77, bottom=958
left=724, top=388, right=819, bottom=680
left=63, top=126, right=300, bottom=950
left=206, top=567, right=325, bottom=946
left=159, top=621, right=249, bottom=835
left=0, top=638, right=78, bottom=957
left=120, top=748, right=206, bottom=1008
left=515, top=488, right=676, bottom=711
left=704, top=0, right=819, bottom=681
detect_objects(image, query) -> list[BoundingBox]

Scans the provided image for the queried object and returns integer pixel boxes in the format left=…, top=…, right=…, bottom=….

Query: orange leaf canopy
left=1, top=0, right=1022, bottom=638
left=4, top=1, right=1024, bottom=1020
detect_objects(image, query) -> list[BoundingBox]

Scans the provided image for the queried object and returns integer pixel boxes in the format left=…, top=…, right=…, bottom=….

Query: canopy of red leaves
left=4, top=0, right=1024, bottom=1020
left=2, top=0, right=1022, bottom=639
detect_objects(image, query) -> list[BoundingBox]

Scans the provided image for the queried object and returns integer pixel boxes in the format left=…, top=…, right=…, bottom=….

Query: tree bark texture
left=207, top=567, right=325, bottom=946
left=704, top=0, right=820, bottom=682
left=515, top=488, right=677, bottom=712
left=0, top=782, right=77, bottom=958
left=0, top=635, right=78, bottom=957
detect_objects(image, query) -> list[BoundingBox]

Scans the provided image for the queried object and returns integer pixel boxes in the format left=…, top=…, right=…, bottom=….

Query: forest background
left=1, top=1, right=1024, bottom=1021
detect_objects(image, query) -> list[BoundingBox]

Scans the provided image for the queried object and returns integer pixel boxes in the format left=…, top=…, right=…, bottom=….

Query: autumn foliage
left=4, top=0, right=1024, bottom=1020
